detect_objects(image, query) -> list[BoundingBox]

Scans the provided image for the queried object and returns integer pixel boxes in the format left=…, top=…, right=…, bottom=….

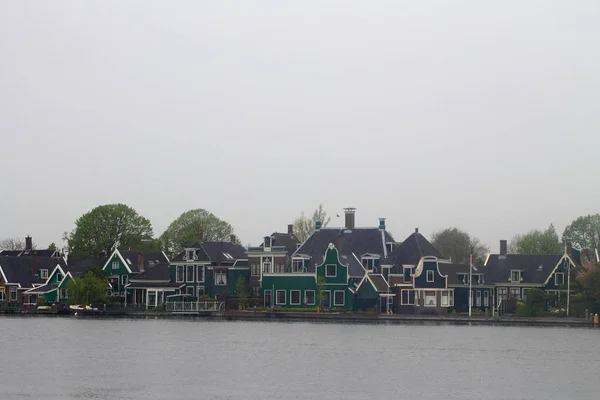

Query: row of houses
left=0, top=208, right=591, bottom=314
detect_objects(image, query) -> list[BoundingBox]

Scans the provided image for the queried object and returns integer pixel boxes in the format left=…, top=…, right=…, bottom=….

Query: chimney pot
left=137, top=252, right=145, bottom=273
left=288, top=224, right=294, bottom=235
left=25, top=236, right=32, bottom=251
left=500, top=240, right=507, bottom=256
left=378, top=218, right=386, bottom=230
left=344, top=208, right=356, bottom=230
left=230, top=234, right=236, bottom=244
left=315, top=220, right=322, bottom=230
left=415, top=228, right=419, bottom=234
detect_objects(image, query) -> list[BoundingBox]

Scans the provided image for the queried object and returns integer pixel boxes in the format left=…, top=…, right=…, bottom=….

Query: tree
left=160, top=209, right=234, bottom=255
left=562, top=214, right=600, bottom=252
left=577, top=259, right=600, bottom=304
left=235, top=276, right=251, bottom=309
left=66, top=204, right=154, bottom=258
left=47, top=242, right=57, bottom=251
left=509, top=224, right=562, bottom=255
left=316, top=275, right=326, bottom=312
left=431, top=227, right=489, bottom=264
left=66, top=270, right=109, bottom=305
left=0, top=237, right=25, bottom=250
left=293, top=204, right=331, bottom=243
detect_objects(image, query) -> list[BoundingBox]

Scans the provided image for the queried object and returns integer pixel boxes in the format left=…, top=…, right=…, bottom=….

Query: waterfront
left=1, top=317, right=599, bottom=399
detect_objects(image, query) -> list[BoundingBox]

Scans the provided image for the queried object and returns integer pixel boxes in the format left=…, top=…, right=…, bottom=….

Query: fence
left=166, top=301, right=224, bottom=313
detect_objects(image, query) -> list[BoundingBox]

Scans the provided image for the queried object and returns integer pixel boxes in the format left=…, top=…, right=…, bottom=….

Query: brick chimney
left=137, top=252, right=144, bottom=273
left=344, top=208, right=356, bottom=230
left=336, top=229, right=344, bottom=255
left=230, top=234, right=236, bottom=244
left=500, top=240, right=507, bottom=256
left=288, top=224, right=294, bottom=235
left=25, top=235, right=32, bottom=251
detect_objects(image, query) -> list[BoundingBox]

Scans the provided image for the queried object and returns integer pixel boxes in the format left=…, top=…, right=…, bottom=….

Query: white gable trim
left=0, top=266, right=8, bottom=283
left=413, top=256, right=447, bottom=281
left=102, top=249, right=132, bottom=274
left=543, top=254, right=576, bottom=286
left=46, top=264, right=67, bottom=285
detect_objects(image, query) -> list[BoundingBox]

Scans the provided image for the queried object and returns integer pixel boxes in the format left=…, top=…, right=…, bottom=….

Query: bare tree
left=0, top=237, right=25, bottom=251
left=293, top=204, right=331, bottom=242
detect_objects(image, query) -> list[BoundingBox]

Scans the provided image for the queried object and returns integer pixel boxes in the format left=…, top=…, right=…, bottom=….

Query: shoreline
left=1, top=309, right=597, bottom=327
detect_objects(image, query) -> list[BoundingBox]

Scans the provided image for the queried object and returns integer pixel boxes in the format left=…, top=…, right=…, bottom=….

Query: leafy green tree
left=431, top=227, right=489, bottom=264
left=577, top=259, right=600, bottom=304
left=516, top=288, right=548, bottom=317
left=293, top=204, right=331, bottom=243
left=509, top=224, right=562, bottom=254
left=47, top=242, right=57, bottom=251
left=316, top=275, right=326, bottom=311
left=66, top=270, right=109, bottom=305
left=66, top=204, right=153, bottom=258
left=160, top=209, right=234, bottom=255
left=235, top=276, right=251, bottom=309
left=562, top=214, right=600, bottom=252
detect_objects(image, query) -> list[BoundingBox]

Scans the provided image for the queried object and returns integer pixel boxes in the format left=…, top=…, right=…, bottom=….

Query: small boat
left=69, top=304, right=102, bottom=316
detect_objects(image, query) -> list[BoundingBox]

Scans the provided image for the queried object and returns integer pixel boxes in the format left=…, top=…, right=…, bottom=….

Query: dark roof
left=0, top=256, right=66, bottom=288
left=264, top=232, right=300, bottom=254
left=384, top=232, right=442, bottom=272
left=171, top=242, right=247, bottom=264
left=26, top=283, right=59, bottom=294
left=437, top=263, right=491, bottom=286
left=484, top=254, right=563, bottom=284
left=0, top=250, right=23, bottom=256
left=0, top=249, right=61, bottom=257
left=117, top=250, right=169, bottom=273
left=130, top=263, right=171, bottom=281
left=66, top=257, right=107, bottom=278
left=293, top=228, right=393, bottom=272
left=340, top=254, right=364, bottom=277
left=368, top=274, right=389, bottom=292
left=569, top=248, right=582, bottom=266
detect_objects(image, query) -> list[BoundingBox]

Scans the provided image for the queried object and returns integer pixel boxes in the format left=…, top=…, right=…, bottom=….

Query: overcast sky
left=1, top=1, right=599, bottom=251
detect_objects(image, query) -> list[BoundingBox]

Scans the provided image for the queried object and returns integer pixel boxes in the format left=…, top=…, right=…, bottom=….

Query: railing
left=166, top=301, right=225, bottom=313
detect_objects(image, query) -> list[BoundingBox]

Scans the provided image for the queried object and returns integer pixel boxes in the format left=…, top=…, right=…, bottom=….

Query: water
left=0, top=317, right=598, bottom=400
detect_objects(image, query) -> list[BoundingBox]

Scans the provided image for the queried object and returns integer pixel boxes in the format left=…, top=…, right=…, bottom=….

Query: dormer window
left=185, top=250, right=197, bottom=261
left=510, top=270, right=521, bottom=282
left=361, top=257, right=376, bottom=271
left=292, top=259, right=304, bottom=273
left=40, top=269, right=49, bottom=280
left=386, top=242, right=395, bottom=253
left=264, top=236, right=272, bottom=249
left=462, top=274, right=470, bottom=285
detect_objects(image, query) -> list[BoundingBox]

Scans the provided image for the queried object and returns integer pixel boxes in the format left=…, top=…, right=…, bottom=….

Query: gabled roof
left=368, top=274, right=389, bottom=292
left=484, top=254, right=565, bottom=285
left=258, top=232, right=300, bottom=254
left=130, top=263, right=171, bottom=281
left=0, top=249, right=61, bottom=258
left=116, top=250, right=169, bottom=273
left=0, top=256, right=66, bottom=288
left=66, top=257, right=107, bottom=278
left=383, top=231, right=442, bottom=272
left=171, top=241, right=246, bottom=264
left=293, top=228, right=393, bottom=272
left=437, top=263, right=489, bottom=286
left=25, top=283, right=59, bottom=294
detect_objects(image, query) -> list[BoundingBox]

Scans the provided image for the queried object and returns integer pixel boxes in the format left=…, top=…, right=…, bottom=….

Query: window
left=186, top=250, right=195, bottom=261
left=59, top=288, right=67, bottom=299
left=186, top=265, right=194, bottom=282
left=403, top=266, right=414, bottom=282
left=122, top=275, right=128, bottom=286
left=276, top=290, right=286, bottom=305
left=401, top=290, right=416, bottom=305
left=475, top=290, right=481, bottom=307
left=322, top=291, right=331, bottom=307
left=511, top=270, right=521, bottom=282
left=426, top=270, right=434, bottom=282
left=325, top=264, right=336, bottom=277
left=40, top=269, right=49, bottom=279
left=262, top=261, right=272, bottom=274
left=441, top=290, right=450, bottom=307
left=112, top=261, right=119, bottom=270
left=252, top=286, right=260, bottom=296
left=497, top=287, right=508, bottom=302
left=522, top=288, right=529, bottom=302
left=186, top=286, right=195, bottom=297
left=555, top=272, right=564, bottom=286
left=292, top=259, right=304, bottom=273
left=462, top=274, right=470, bottom=285
left=56, top=272, right=63, bottom=283
left=361, top=257, right=376, bottom=270
left=334, top=291, right=345, bottom=306
left=9, top=286, right=17, bottom=301
left=510, top=287, right=520, bottom=300
left=251, top=264, right=260, bottom=276
left=0, top=288, right=5, bottom=301
left=197, top=286, right=205, bottom=296
left=197, top=265, right=205, bottom=282
left=290, top=290, right=301, bottom=305
left=264, top=290, right=272, bottom=307
left=305, top=290, right=315, bottom=305
left=176, top=266, right=185, bottom=283
left=214, top=270, right=227, bottom=286
left=424, top=291, right=436, bottom=307
left=476, top=274, right=485, bottom=285
left=483, top=290, right=489, bottom=307
left=274, top=264, right=286, bottom=273
left=148, top=291, right=157, bottom=307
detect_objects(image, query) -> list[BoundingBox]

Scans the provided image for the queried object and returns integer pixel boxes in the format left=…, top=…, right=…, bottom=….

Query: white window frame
left=333, top=290, right=345, bottom=306
left=555, top=272, right=564, bottom=286
left=196, top=265, right=205, bottom=282
left=121, top=275, right=128, bottom=286
left=361, top=257, right=376, bottom=270
left=186, top=286, right=195, bottom=297
left=214, top=270, right=227, bottom=286
left=522, top=288, right=529, bottom=302
left=264, top=290, right=272, bottom=307
left=197, top=286, right=205, bottom=296
left=475, top=290, right=481, bottom=307
left=426, top=270, right=434, bottom=282
left=322, top=290, right=331, bottom=307
left=186, top=265, right=195, bottom=282
left=56, top=272, right=63, bottom=283
left=483, top=290, right=489, bottom=307
left=290, top=290, right=301, bottom=305
left=401, top=289, right=416, bottom=305
left=441, top=290, right=449, bottom=307
left=262, top=262, right=272, bottom=274
left=112, top=261, right=119, bottom=270
left=176, top=265, right=185, bottom=283
left=424, top=290, right=436, bottom=307
left=276, top=290, right=286, bottom=305
left=148, top=290, right=158, bottom=307
left=251, top=263, right=260, bottom=276
left=40, top=269, right=49, bottom=279
left=325, top=264, right=337, bottom=277
left=0, top=288, right=5, bottom=301
left=292, top=259, right=304, bottom=273
left=304, top=290, right=315, bottom=305
left=59, top=288, right=67, bottom=299
left=510, top=287, right=521, bottom=300
left=510, top=270, right=521, bottom=282
left=9, top=286, right=17, bottom=301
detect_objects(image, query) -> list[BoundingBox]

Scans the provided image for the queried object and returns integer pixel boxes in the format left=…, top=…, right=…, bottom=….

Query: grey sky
left=1, top=1, right=599, bottom=251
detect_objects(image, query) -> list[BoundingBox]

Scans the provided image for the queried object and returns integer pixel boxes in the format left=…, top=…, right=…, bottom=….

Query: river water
left=0, top=317, right=598, bottom=400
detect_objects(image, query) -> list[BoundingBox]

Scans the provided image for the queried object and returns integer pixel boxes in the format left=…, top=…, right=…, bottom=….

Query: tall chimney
left=25, top=236, right=32, bottom=251
left=344, top=208, right=356, bottom=230
left=336, top=229, right=344, bottom=255
left=415, top=228, right=419, bottom=234
left=378, top=218, right=386, bottom=230
left=230, top=234, right=236, bottom=244
left=315, top=220, right=322, bottom=230
left=500, top=240, right=507, bottom=256
left=137, top=252, right=144, bottom=273
left=288, top=224, right=294, bottom=235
